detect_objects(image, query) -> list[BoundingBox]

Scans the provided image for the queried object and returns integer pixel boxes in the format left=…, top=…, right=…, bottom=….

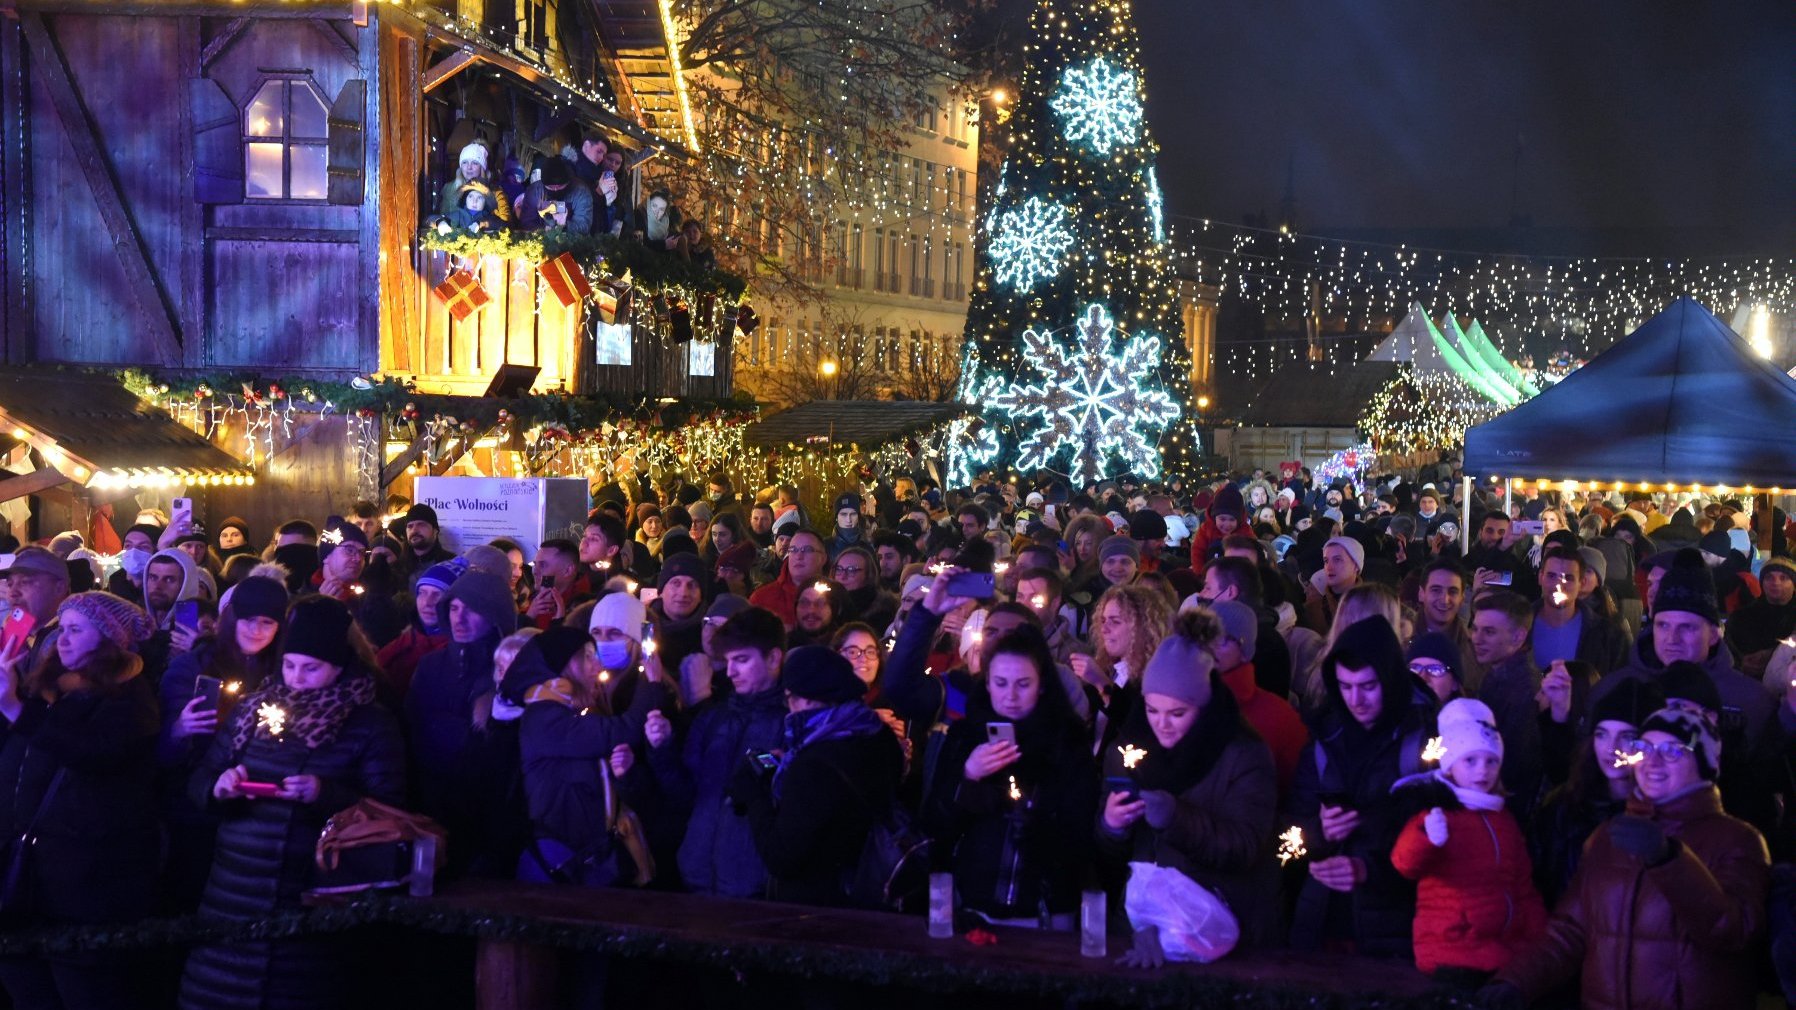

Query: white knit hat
left=1437, top=697, right=1503, bottom=762
left=458, top=141, right=489, bottom=169
left=590, top=589, right=647, bottom=643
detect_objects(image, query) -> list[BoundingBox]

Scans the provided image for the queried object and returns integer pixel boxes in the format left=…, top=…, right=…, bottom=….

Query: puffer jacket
left=404, top=630, right=501, bottom=834
left=1390, top=781, right=1547, bottom=974
left=651, top=685, right=787, bottom=897
left=1497, top=784, right=1770, bottom=1010
left=179, top=680, right=406, bottom=1010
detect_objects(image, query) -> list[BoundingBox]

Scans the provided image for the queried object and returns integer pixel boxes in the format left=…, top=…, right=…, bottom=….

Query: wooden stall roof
left=0, top=371, right=255, bottom=482
left=746, top=400, right=970, bottom=451
left=1239, top=360, right=1399, bottom=429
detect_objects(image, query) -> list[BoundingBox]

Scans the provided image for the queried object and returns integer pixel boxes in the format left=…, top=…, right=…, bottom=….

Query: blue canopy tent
left=1464, top=297, right=1796, bottom=491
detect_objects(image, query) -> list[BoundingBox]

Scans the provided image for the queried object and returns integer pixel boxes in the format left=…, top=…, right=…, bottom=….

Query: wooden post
left=474, top=939, right=557, bottom=1010
left=1756, top=493, right=1774, bottom=558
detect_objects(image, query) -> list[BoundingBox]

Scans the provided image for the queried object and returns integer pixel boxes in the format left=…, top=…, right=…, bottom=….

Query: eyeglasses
left=1409, top=662, right=1453, bottom=680
left=1623, top=739, right=1693, bottom=763
left=787, top=546, right=822, bottom=556
left=833, top=565, right=864, bottom=577
left=840, top=645, right=880, bottom=661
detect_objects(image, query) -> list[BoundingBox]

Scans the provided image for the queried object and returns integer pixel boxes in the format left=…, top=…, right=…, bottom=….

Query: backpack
left=824, top=761, right=932, bottom=912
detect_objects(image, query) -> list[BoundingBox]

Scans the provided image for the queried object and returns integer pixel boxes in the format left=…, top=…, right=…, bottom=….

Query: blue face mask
left=594, top=639, right=634, bottom=670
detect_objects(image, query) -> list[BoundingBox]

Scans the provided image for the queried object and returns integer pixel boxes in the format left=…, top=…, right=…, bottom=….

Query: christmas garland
left=0, top=896, right=1475, bottom=1010
left=418, top=228, right=748, bottom=301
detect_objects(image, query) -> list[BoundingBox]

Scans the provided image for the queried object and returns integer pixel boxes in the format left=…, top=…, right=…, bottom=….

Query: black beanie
left=780, top=645, right=865, bottom=703
left=1128, top=509, right=1168, bottom=541
left=658, top=550, right=709, bottom=592
left=403, top=503, right=440, bottom=529
left=282, top=596, right=355, bottom=667
left=1654, top=564, right=1720, bottom=626
left=1657, top=660, right=1722, bottom=715
left=127, top=522, right=164, bottom=545
left=534, top=625, right=589, bottom=675
left=1589, top=676, right=1665, bottom=728
left=318, top=515, right=370, bottom=568
left=230, top=576, right=290, bottom=623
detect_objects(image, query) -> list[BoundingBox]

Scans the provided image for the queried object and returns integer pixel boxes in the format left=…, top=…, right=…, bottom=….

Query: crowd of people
left=1, top=459, right=1794, bottom=1009
left=432, top=130, right=715, bottom=269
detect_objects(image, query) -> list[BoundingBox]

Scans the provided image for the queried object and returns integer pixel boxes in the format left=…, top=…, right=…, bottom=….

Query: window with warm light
left=244, top=77, right=330, bottom=201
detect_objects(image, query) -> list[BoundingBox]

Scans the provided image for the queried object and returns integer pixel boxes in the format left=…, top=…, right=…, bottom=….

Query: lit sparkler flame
left=1613, top=748, right=1645, bottom=769
left=223, top=680, right=242, bottom=696
left=993, top=561, right=1010, bottom=574
left=1030, top=593, right=1047, bottom=609
left=641, top=637, right=658, bottom=657
left=1277, top=826, right=1308, bottom=865
left=1118, top=743, right=1147, bottom=770
left=320, top=527, right=344, bottom=545
left=624, top=579, right=639, bottom=594
left=1007, top=775, right=1022, bottom=802
left=1550, top=587, right=1568, bottom=607
left=811, top=581, right=831, bottom=594
left=928, top=563, right=947, bottom=575
left=351, top=585, right=365, bottom=596
left=256, top=703, right=288, bottom=738
left=1421, top=736, right=1447, bottom=763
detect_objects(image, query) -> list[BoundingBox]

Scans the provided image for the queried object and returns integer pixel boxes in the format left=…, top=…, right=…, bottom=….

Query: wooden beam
left=0, top=466, right=70, bottom=504
left=379, top=429, right=431, bottom=489
left=1, top=16, right=29, bottom=363
left=20, top=14, right=183, bottom=357
left=429, top=424, right=494, bottom=477
left=198, top=16, right=248, bottom=69
left=422, top=48, right=479, bottom=93
left=309, top=17, right=357, bottom=62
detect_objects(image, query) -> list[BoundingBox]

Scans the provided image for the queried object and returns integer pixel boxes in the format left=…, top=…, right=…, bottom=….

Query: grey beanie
left=1210, top=600, right=1259, bottom=662
left=1099, top=534, right=1141, bottom=564
left=436, top=570, right=519, bottom=636
left=1576, top=545, right=1607, bottom=585
left=1141, top=631, right=1216, bottom=708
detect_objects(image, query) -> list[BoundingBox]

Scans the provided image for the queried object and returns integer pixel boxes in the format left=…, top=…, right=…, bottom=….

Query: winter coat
left=1474, top=652, right=1545, bottom=815
left=0, top=672, right=160, bottom=925
left=737, top=710, right=905, bottom=907
left=925, top=702, right=1097, bottom=920
left=517, top=672, right=671, bottom=865
left=374, top=623, right=447, bottom=703
left=748, top=560, right=805, bottom=629
left=1390, top=782, right=1547, bottom=974
left=1530, top=777, right=1627, bottom=908
left=1096, top=687, right=1283, bottom=948
left=179, top=681, right=406, bottom=1010
left=648, top=600, right=705, bottom=680
left=652, top=685, right=787, bottom=897
left=1219, top=661, right=1309, bottom=801
left=1496, top=784, right=1770, bottom=1010
left=404, top=632, right=501, bottom=833
left=1724, top=596, right=1796, bottom=661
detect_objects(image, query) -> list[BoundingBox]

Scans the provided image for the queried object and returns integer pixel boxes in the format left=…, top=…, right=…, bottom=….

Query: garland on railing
left=0, top=896, right=1475, bottom=1010
left=418, top=228, right=748, bottom=301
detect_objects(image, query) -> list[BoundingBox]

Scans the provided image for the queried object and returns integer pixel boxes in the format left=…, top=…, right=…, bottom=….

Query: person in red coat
left=1187, top=484, right=1245, bottom=575
left=748, top=528, right=828, bottom=630
left=1207, top=600, right=1307, bottom=801
left=1391, top=697, right=1547, bottom=980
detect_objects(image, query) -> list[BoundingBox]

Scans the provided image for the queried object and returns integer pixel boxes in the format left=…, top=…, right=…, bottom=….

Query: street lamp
left=819, top=358, right=839, bottom=400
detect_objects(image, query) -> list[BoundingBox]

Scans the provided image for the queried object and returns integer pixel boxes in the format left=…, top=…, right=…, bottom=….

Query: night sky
left=1125, top=0, right=1796, bottom=254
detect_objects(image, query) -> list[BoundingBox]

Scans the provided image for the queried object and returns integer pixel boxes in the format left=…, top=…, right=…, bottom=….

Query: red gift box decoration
left=537, top=252, right=593, bottom=309
left=432, top=269, right=490, bottom=322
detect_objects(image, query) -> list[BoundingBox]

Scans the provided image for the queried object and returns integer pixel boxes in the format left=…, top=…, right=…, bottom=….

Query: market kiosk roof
left=746, top=400, right=971, bottom=451
left=1463, top=297, right=1796, bottom=490
left=0, top=370, right=256, bottom=490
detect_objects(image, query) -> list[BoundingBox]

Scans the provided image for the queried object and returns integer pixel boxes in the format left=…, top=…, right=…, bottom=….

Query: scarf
left=230, top=671, right=375, bottom=754
left=525, top=677, right=581, bottom=708
left=1116, top=679, right=1243, bottom=795
left=773, top=700, right=888, bottom=800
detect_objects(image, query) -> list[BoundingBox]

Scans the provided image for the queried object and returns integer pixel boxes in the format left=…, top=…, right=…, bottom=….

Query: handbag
left=313, top=798, right=448, bottom=894
left=525, top=762, right=654, bottom=887
left=0, top=769, right=66, bottom=926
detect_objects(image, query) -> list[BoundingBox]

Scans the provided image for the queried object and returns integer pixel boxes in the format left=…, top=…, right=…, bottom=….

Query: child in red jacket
left=1391, top=698, right=1547, bottom=980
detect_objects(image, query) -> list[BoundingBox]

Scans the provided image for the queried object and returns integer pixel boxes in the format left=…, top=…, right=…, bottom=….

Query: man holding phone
left=1, top=547, right=68, bottom=674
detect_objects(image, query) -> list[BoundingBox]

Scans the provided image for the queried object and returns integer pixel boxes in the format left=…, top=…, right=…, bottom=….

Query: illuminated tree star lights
left=1050, top=56, right=1144, bottom=156
left=989, top=197, right=1076, bottom=290
left=989, top=303, right=1179, bottom=481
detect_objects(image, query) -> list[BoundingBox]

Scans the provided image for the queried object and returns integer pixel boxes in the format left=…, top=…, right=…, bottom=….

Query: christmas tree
left=953, top=0, right=1198, bottom=486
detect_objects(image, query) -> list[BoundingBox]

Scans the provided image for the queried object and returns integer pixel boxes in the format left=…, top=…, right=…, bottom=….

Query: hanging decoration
left=988, top=303, right=1179, bottom=482
left=987, top=196, right=1076, bottom=291
left=1050, top=56, right=1144, bottom=156
left=1359, top=367, right=1507, bottom=456
left=431, top=269, right=491, bottom=322
left=1313, top=441, right=1374, bottom=487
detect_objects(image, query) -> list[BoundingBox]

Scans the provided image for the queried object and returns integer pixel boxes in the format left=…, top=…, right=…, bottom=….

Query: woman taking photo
left=0, top=593, right=158, bottom=1010
left=180, top=596, right=406, bottom=1010
left=925, top=625, right=1095, bottom=929
left=158, top=576, right=290, bottom=909
left=1097, top=609, right=1280, bottom=965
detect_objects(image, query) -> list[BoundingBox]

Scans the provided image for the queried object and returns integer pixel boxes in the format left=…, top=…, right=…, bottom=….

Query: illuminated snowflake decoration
left=944, top=414, right=1001, bottom=489
left=989, top=304, right=1179, bottom=482
left=988, top=197, right=1075, bottom=290
left=1145, top=167, right=1165, bottom=243
left=1051, top=57, right=1144, bottom=155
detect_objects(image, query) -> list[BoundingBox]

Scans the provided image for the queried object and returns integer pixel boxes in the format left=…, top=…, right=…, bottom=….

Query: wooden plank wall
left=376, top=18, right=424, bottom=375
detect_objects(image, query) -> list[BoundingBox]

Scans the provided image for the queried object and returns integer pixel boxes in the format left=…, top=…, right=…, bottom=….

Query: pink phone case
left=238, top=781, right=282, bottom=798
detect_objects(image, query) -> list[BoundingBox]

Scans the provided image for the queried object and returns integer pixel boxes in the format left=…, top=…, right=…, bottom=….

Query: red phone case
left=238, top=781, right=282, bottom=798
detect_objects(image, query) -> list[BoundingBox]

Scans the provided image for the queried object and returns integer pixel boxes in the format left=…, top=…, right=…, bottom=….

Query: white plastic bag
left=1123, top=861, right=1239, bottom=963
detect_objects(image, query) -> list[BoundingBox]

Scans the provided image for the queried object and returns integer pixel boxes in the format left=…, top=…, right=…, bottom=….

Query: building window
left=886, top=231, right=900, bottom=291
left=850, top=223, right=864, bottom=288
left=925, top=163, right=937, bottom=215
left=921, top=235, right=934, bottom=297
left=595, top=321, right=632, bottom=366
left=908, top=234, right=920, bottom=295
left=244, top=77, right=330, bottom=201
left=873, top=228, right=886, bottom=292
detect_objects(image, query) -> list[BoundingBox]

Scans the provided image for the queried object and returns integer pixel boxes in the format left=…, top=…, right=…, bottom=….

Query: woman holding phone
left=157, top=576, right=290, bottom=909
left=181, top=596, right=405, bottom=1010
left=924, top=625, right=1095, bottom=929
left=0, top=593, right=158, bottom=1009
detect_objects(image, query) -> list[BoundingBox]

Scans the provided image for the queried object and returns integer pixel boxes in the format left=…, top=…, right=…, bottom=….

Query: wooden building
left=0, top=0, right=740, bottom=531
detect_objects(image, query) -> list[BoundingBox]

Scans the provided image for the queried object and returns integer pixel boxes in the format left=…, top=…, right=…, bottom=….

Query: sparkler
left=1118, top=743, right=1147, bottom=770
left=993, top=561, right=1011, bottom=575
left=1276, top=826, right=1308, bottom=865
left=1029, top=593, right=1048, bottom=609
left=1421, top=736, right=1447, bottom=763
left=1007, top=775, right=1022, bottom=802
left=256, top=703, right=288, bottom=738
left=641, top=637, right=658, bottom=657
left=1613, top=749, right=1645, bottom=769
left=320, top=527, right=345, bottom=546
left=1550, top=586, right=1568, bottom=607
left=223, top=680, right=242, bottom=696
left=811, top=581, right=831, bottom=594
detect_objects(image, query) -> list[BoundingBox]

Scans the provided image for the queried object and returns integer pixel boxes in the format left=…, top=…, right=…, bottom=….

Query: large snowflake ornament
left=988, top=197, right=1075, bottom=290
left=989, top=304, right=1180, bottom=482
left=1051, top=57, right=1145, bottom=155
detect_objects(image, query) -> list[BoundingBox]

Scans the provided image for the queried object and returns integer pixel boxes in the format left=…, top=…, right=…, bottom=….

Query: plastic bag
left=1123, top=861, right=1239, bottom=963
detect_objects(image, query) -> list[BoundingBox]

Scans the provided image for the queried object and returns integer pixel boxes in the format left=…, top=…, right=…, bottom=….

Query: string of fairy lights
left=1170, top=216, right=1796, bottom=386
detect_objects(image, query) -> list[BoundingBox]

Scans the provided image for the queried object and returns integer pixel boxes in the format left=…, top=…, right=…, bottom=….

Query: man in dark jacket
left=649, top=606, right=788, bottom=897
left=1725, top=555, right=1796, bottom=675
left=1286, top=615, right=1428, bottom=958
left=1468, top=590, right=1546, bottom=813
left=1531, top=549, right=1630, bottom=675
left=728, top=646, right=904, bottom=907
left=403, top=571, right=517, bottom=868
left=650, top=551, right=710, bottom=676
left=395, top=503, right=456, bottom=581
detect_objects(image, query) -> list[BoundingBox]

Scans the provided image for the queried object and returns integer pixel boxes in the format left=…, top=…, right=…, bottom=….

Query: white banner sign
left=411, top=477, right=590, bottom=560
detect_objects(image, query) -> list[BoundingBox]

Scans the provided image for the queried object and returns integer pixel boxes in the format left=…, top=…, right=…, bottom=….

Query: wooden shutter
left=191, top=77, right=243, bottom=204
left=327, top=79, right=366, bottom=205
